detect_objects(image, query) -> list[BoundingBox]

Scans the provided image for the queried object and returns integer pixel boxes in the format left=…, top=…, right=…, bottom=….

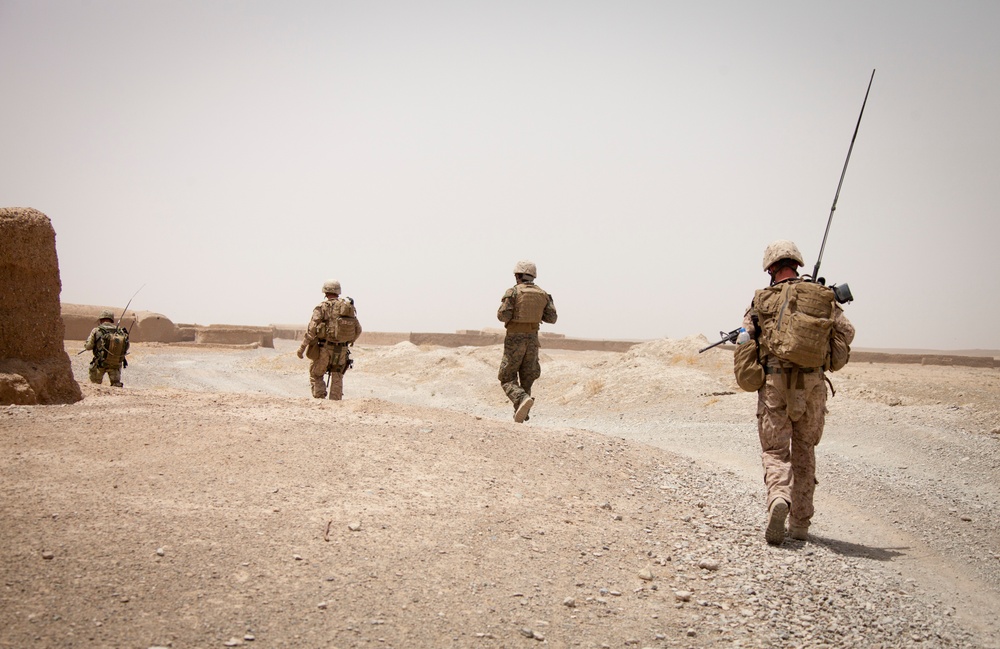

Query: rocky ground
left=1, top=338, right=998, bottom=648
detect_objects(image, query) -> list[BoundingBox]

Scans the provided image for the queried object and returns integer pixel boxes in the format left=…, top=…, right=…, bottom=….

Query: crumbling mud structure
left=0, top=208, right=82, bottom=405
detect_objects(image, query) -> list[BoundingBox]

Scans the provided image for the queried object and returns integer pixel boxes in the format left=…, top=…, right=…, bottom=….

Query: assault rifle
left=699, top=328, right=742, bottom=353
left=699, top=71, right=874, bottom=352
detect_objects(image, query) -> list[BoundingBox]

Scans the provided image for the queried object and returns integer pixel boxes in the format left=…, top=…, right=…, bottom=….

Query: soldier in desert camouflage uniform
left=84, top=309, right=130, bottom=387
left=742, top=240, right=855, bottom=545
left=297, top=280, right=362, bottom=400
left=497, top=261, right=558, bottom=423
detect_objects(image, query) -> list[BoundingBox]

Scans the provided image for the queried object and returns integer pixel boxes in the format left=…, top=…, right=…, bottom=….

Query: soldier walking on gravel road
left=741, top=240, right=855, bottom=545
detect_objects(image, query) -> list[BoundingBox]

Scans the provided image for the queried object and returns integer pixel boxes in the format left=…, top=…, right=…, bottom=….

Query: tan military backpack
left=327, top=298, right=360, bottom=343
left=754, top=280, right=835, bottom=369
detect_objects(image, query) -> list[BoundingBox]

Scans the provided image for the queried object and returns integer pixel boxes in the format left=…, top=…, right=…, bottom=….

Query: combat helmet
left=98, top=309, right=115, bottom=321
left=762, top=240, right=804, bottom=272
left=513, top=260, right=537, bottom=278
left=322, top=279, right=342, bottom=295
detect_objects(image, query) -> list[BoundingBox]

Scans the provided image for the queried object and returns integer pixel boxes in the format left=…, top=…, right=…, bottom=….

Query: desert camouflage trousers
left=310, top=344, right=350, bottom=400
left=89, top=364, right=123, bottom=387
left=498, top=333, right=540, bottom=410
left=756, top=368, right=828, bottom=531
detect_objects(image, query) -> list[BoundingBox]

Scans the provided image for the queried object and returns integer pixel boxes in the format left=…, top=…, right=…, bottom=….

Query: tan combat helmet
left=513, top=260, right=537, bottom=278
left=98, top=309, right=115, bottom=321
left=322, top=279, right=341, bottom=295
left=762, top=240, right=804, bottom=272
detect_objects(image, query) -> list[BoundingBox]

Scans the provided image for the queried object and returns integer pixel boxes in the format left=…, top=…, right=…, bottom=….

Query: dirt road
left=1, top=338, right=998, bottom=648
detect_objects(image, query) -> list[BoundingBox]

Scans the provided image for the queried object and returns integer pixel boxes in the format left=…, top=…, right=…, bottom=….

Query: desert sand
left=2, top=337, right=999, bottom=648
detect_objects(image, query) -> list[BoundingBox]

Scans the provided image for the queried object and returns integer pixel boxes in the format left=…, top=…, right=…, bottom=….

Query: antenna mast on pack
left=811, top=69, right=875, bottom=283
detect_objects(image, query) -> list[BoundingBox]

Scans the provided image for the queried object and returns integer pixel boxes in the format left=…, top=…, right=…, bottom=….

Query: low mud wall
left=194, top=325, right=274, bottom=348
left=851, top=351, right=998, bottom=369
left=275, top=328, right=641, bottom=352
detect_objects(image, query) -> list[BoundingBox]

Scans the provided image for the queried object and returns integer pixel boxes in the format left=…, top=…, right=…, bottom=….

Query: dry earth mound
left=0, top=207, right=81, bottom=405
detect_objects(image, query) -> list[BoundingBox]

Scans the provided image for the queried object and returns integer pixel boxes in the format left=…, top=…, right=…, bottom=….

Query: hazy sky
left=3, top=1, right=998, bottom=350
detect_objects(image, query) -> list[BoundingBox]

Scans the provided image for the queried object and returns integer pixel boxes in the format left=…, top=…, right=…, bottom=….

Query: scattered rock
left=674, top=590, right=692, bottom=602
left=348, top=522, right=362, bottom=531
left=638, top=567, right=654, bottom=581
left=698, top=558, right=720, bottom=571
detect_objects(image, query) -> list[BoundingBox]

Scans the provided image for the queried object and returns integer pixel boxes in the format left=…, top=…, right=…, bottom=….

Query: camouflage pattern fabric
left=497, top=333, right=540, bottom=410
left=496, top=282, right=558, bottom=329
left=756, top=369, right=827, bottom=530
left=496, top=279, right=557, bottom=414
left=89, top=365, right=123, bottom=387
left=743, top=289, right=854, bottom=536
left=302, top=297, right=361, bottom=400
left=84, top=323, right=128, bottom=387
left=309, top=344, right=350, bottom=400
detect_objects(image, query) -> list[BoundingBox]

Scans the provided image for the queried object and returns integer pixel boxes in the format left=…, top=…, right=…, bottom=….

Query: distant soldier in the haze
left=83, top=309, right=130, bottom=387
left=497, top=260, right=558, bottom=423
left=741, top=240, right=854, bottom=545
left=297, top=279, right=362, bottom=400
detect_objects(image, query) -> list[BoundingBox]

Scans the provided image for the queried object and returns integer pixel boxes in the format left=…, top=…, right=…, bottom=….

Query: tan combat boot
left=765, top=499, right=789, bottom=545
left=514, top=396, right=534, bottom=423
left=788, top=526, right=809, bottom=541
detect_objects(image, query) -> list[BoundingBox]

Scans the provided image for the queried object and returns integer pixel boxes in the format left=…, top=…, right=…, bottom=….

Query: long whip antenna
left=812, top=69, right=875, bottom=282
left=115, top=284, right=146, bottom=329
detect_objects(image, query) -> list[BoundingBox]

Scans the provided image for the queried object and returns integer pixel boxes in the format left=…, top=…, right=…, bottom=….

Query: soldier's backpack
left=327, top=298, right=360, bottom=344
left=98, top=328, right=129, bottom=368
left=754, top=280, right=835, bottom=369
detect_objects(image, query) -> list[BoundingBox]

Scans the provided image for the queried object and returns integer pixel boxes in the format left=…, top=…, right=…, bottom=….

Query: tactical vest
left=753, top=280, right=835, bottom=369
left=318, top=298, right=360, bottom=344
left=511, top=283, right=548, bottom=326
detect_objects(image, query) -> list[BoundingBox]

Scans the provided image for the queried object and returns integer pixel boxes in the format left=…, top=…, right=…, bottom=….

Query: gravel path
left=35, top=337, right=999, bottom=648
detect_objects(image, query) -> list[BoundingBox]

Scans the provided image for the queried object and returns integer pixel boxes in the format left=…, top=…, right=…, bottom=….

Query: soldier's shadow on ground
left=807, top=535, right=908, bottom=561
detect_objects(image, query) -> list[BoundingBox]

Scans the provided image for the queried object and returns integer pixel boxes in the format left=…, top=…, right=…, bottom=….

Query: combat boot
left=788, top=526, right=809, bottom=541
left=765, top=499, right=789, bottom=545
left=514, top=396, right=534, bottom=423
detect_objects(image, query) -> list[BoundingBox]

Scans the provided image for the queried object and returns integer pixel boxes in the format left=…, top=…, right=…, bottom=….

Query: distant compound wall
left=194, top=325, right=274, bottom=347
left=850, top=351, right=997, bottom=369
left=0, top=208, right=82, bottom=405
left=62, top=304, right=182, bottom=343
left=271, top=327, right=641, bottom=352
